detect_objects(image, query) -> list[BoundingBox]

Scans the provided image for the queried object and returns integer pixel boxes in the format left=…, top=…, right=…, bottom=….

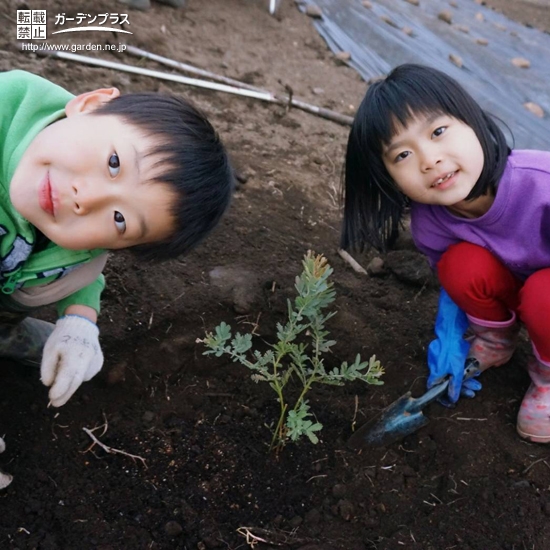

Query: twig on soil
left=306, top=474, right=327, bottom=483
left=236, top=526, right=306, bottom=547
left=364, top=469, right=375, bottom=488
left=522, top=455, right=550, bottom=474
left=236, top=312, right=262, bottom=336
left=324, top=152, right=337, bottom=176
left=446, top=497, right=466, bottom=506
left=351, top=394, right=359, bottom=432
left=326, top=180, right=339, bottom=209
left=159, top=290, right=186, bottom=312
left=337, top=249, right=368, bottom=275
left=448, top=474, right=459, bottom=494
left=335, top=449, right=350, bottom=467
left=412, top=280, right=429, bottom=301
left=397, top=445, right=417, bottom=454
left=82, top=414, right=147, bottom=469
left=51, top=423, right=69, bottom=441
left=455, top=417, right=488, bottom=421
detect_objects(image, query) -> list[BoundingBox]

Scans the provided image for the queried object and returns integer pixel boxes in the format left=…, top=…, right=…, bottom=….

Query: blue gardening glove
left=40, top=315, right=104, bottom=407
left=427, top=289, right=482, bottom=406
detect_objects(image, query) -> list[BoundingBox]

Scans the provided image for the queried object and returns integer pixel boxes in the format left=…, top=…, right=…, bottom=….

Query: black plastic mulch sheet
left=301, top=0, right=550, bottom=149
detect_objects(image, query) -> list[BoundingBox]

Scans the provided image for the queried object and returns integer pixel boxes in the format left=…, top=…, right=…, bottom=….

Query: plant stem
left=270, top=400, right=288, bottom=451
left=293, top=323, right=323, bottom=412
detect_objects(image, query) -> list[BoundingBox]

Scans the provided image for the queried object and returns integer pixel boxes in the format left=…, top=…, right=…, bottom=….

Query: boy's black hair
left=93, top=93, right=234, bottom=261
left=341, top=63, right=510, bottom=252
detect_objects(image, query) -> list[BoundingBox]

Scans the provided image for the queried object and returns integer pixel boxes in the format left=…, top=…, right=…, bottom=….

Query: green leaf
left=232, top=332, right=252, bottom=354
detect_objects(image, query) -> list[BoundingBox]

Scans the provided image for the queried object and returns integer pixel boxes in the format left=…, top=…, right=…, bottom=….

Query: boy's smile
left=38, top=172, right=55, bottom=216
left=382, top=114, right=490, bottom=218
left=10, top=87, right=177, bottom=251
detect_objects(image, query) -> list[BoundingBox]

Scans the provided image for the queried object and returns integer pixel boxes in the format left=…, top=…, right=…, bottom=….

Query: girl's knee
left=520, top=270, right=550, bottom=359
left=521, top=269, right=550, bottom=318
left=438, top=242, right=504, bottom=292
left=437, top=243, right=521, bottom=319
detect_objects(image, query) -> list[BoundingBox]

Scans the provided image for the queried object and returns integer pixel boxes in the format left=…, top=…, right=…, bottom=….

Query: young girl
left=341, top=63, right=550, bottom=444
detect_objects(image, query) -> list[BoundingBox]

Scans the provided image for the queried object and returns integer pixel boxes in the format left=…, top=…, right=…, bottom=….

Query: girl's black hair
left=341, top=63, right=510, bottom=252
left=93, top=93, right=234, bottom=261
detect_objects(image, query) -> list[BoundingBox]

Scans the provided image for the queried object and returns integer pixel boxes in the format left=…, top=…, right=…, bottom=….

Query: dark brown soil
left=1, top=0, right=550, bottom=548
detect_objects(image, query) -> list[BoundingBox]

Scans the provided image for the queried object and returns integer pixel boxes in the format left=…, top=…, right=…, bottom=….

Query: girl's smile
left=431, top=170, right=458, bottom=189
left=382, top=114, right=490, bottom=217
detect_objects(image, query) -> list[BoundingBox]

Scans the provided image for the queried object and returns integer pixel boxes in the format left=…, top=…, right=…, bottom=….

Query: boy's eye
left=108, top=153, right=120, bottom=177
left=432, top=126, right=447, bottom=138
left=114, top=211, right=126, bottom=234
left=395, top=151, right=410, bottom=162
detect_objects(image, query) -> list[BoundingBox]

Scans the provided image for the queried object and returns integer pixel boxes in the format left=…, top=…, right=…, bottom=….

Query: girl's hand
left=427, top=289, right=475, bottom=405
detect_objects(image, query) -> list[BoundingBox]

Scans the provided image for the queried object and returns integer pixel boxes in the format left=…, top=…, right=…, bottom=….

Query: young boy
left=1, top=69, right=234, bottom=408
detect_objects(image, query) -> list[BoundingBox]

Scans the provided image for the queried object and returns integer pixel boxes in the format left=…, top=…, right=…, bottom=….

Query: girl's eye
left=108, top=153, right=120, bottom=177
left=395, top=151, right=410, bottom=162
left=433, top=126, right=447, bottom=138
left=114, top=211, right=126, bottom=234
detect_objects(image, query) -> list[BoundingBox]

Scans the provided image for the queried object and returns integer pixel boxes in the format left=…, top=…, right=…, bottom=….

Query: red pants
left=437, top=242, right=550, bottom=361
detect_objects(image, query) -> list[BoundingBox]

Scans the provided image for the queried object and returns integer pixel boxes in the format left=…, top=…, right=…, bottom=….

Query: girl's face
left=382, top=113, right=488, bottom=217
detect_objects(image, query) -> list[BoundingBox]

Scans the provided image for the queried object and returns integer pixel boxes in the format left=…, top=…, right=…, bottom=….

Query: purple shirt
left=410, top=150, right=550, bottom=281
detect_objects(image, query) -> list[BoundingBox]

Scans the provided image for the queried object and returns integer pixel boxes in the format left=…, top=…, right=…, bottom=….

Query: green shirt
left=0, top=70, right=105, bottom=315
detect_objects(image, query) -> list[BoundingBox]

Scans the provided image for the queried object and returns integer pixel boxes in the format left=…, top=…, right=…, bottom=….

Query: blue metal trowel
left=348, top=289, right=475, bottom=449
left=347, top=361, right=479, bottom=449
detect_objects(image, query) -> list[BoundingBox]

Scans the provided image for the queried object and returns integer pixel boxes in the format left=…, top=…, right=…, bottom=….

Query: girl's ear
left=65, top=88, right=121, bottom=116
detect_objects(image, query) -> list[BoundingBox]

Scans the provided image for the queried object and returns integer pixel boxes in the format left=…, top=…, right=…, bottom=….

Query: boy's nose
left=72, top=180, right=107, bottom=214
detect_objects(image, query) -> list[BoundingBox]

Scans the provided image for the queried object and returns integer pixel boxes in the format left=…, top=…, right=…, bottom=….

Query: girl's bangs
left=369, top=84, right=448, bottom=146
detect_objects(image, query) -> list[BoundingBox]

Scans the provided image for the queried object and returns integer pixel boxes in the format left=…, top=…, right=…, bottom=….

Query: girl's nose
left=419, top=148, right=442, bottom=172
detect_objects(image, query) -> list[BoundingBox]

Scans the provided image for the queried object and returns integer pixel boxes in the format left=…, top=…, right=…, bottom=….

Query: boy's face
left=10, top=88, right=177, bottom=251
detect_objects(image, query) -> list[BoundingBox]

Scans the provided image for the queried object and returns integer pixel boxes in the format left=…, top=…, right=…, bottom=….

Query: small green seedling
left=199, top=251, right=384, bottom=451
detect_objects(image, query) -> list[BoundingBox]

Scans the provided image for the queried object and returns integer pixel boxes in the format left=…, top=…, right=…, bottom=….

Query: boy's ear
left=65, top=88, right=121, bottom=116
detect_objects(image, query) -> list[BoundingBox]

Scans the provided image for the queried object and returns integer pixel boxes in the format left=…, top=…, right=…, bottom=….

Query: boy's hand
left=40, top=315, right=103, bottom=407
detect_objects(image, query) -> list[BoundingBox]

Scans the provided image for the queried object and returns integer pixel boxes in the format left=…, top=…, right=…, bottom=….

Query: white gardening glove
left=41, top=314, right=104, bottom=407
left=0, top=437, right=12, bottom=489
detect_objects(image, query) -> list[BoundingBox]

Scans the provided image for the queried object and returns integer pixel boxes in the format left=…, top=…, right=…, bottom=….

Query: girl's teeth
left=434, top=172, right=454, bottom=186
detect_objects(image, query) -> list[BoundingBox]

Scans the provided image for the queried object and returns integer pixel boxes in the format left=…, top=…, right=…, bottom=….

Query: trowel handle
left=412, top=360, right=481, bottom=412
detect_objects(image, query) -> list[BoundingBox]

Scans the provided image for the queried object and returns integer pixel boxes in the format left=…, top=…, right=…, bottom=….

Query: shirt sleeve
left=56, top=274, right=105, bottom=317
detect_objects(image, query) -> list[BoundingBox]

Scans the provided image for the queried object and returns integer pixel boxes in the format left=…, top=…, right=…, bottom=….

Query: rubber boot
left=0, top=317, right=54, bottom=367
left=466, top=312, right=519, bottom=372
left=517, top=353, right=550, bottom=443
